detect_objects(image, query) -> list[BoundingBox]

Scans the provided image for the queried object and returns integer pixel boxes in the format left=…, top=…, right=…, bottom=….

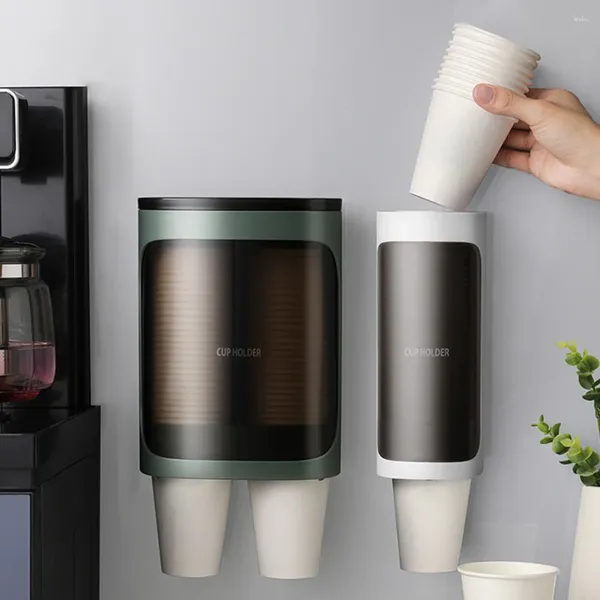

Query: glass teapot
left=0, top=237, right=55, bottom=403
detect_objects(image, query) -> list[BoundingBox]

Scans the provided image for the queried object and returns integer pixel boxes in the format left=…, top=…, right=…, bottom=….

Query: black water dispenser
left=0, top=87, right=100, bottom=600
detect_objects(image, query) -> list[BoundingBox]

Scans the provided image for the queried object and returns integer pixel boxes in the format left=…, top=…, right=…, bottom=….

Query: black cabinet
left=0, top=407, right=100, bottom=600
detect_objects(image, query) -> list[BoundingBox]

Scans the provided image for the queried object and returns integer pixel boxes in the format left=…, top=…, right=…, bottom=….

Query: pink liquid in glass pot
left=0, top=342, right=56, bottom=402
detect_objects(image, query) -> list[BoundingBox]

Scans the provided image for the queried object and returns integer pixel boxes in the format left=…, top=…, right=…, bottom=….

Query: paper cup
left=410, top=89, right=515, bottom=210
left=152, top=478, right=232, bottom=577
left=459, top=562, right=559, bottom=600
left=454, top=23, right=541, bottom=61
left=444, top=47, right=535, bottom=80
left=452, top=27, right=540, bottom=66
left=436, top=73, right=529, bottom=97
left=393, top=479, right=471, bottom=573
left=441, top=57, right=533, bottom=85
left=249, top=479, right=329, bottom=579
left=431, top=81, right=477, bottom=102
left=435, top=74, right=528, bottom=96
left=435, top=71, right=529, bottom=96
left=431, top=81, right=525, bottom=107
left=450, top=36, right=539, bottom=69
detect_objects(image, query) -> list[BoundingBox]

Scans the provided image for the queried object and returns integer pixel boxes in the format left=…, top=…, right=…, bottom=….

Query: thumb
left=473, top=84, right=551, bottom=128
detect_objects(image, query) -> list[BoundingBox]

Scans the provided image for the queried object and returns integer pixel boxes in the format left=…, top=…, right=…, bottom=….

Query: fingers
left=514, top=90, right=546, bottom=128
left=534, top=88, right=590, bottom=113
left=472, top=84, right=554, bottom=127
left=525, top=88, right=548, bottom=100
left=513, top=120, right=531, bottom=131
left=494, top=148, right=532, bottom=173
left=503, top=129, right=534, bottom=151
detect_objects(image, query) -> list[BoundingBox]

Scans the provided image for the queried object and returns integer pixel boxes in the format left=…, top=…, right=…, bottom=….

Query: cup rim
left=443, top=49, right=535, bottom=73
left=437, top=71, right=530, bottom=88
left=443, top=50, right=535, bottom=78
left=450, top=34, right=540, bottom=65
left=453, top=22, right=541, bottom=59
left=377, top=209, right=487, bottom=216
left=434, top=75, right=529, bottom=95
left=450, top=39, right=539, bottom=64
left=439, top=64, right=532, bottom=85
left=439, top=74, right=531, bottom=93
left=430, top=84, right=480, bottom=102
left=431, top=83, right=524, bottom=108
left=451, top=32, right=539, bottom=54
left=447, top=43, right=538, bottom=70
left=458, top=561, right=559, bottom=580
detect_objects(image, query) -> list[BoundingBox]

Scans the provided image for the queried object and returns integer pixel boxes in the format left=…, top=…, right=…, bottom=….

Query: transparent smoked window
left=141, top=240, right=338, bottom=461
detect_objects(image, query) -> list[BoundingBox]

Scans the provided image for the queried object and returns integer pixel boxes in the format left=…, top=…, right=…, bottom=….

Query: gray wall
left=1, top=1, right=600, bottom=598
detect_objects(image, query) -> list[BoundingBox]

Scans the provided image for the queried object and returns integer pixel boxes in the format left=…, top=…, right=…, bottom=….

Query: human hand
left=472, top=84, right=600, bottom=201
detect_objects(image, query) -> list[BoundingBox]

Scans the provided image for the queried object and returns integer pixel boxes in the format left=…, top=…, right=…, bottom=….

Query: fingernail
left=474, top=84, right=495, bottom=104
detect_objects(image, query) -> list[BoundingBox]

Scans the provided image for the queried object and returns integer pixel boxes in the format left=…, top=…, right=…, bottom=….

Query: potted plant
left=532, top=340, right=600, bottom=600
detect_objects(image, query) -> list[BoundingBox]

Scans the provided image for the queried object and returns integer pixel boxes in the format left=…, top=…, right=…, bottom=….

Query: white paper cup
left=441, top=57, right=533, bottom=85
left=431, top=81, right=477, bottom=102
left=435, top=74, right=528, bottom=96
left=459, top=562, right=559, bottom=600
left=410, top=89, right=515, bottom=210
left=152, top=478, right=232, bottom=577
left=452, top=26, right=540, bottom=66
left=453, top=23, right=541, bottom=61
left=450, top=36, right=539, bottom=69
left=431, top=81, right=525, bottom=107
left=436, top=73, right=529, bottom=96
left=435, top=71, right=529, bottom=96
left=444, top=47, right=535, bottom=80
left=249, top=479, right=329, bottom=579
left=393, top=479, right=471, bottom=573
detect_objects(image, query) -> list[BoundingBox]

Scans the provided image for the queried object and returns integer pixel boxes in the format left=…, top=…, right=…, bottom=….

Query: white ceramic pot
left=569, top=485, right=600, bottom=600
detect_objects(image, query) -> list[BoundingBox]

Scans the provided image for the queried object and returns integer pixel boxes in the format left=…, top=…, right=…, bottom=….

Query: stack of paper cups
left=410, top=23, right=541, bottom=210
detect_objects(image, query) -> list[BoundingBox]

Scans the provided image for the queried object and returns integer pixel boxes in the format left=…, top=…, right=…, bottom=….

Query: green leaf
left=539, top=415, right=545, bottom=423
left=537, top=422, right=550, bottom=433
left=583, top=446, right=595, bottom=461
left=588, top=452, right=600, bottom=467
left=540, top=437, right=553, bottom=444
left=579, top=374, right=595, bottom=390
left=583, top=391, right=600, bottom=401
left=551, top=423, right=561, bottom=437
left=552, top=434, right=571, bottom=455
left=583, top=356, right=600, bottom=372
left=581, top=474, right=598, bottom=486
left=584, top=349, right=589, bottom=358
left=562, top=437, right=574, bottom=448
left=566, top=352, right=583, bottom=366
left=573, top=437, right=582, bottom=451
left=568, top=340, right=578, bottom=352
left=573, top=464, right=580, bottom=474
left=559, top=459, right=572, bottom=465
left=557, top=341, right=569, bottom=349
left=577, top=466, right=597, bottom=478
left=567, top=446, right=584, bottom=463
